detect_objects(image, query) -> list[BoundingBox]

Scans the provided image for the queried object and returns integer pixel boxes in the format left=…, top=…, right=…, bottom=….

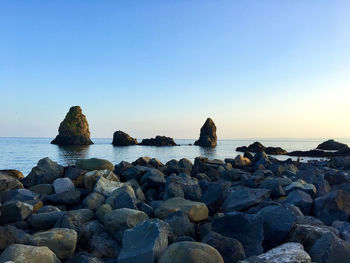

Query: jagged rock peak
left=194, top=118, right=217, bottom=147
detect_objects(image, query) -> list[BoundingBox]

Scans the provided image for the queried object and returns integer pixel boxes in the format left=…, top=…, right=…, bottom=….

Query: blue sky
left=1, top=0, right=349, bottom=139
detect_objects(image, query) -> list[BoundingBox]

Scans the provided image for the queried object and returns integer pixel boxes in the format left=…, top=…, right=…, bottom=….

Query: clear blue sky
left=1, top=0, right=349, bottom=139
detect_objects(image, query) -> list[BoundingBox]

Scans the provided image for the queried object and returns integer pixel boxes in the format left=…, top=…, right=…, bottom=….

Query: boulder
left=258, top=205, right=297, bottom=249
left=118, top=219, right=169, bottom=263
left=44, top=190, right=81, bottom=205
left=202, top=231, right=245, bottom=263
left=164, top=211, right=195, bottom=239
left=53, top=177, right=75, bottom=194
left=234, top=155, right=252, bottom=166
left=313, top=189, right=350, bottom=225
left=51, top=105, right=93, bottom=145
left=93, top=176, right=124, bottom=197
left=23, top=157, right=64, bottom=188
left=332, top=221, right=350, bottom=242
left=83, top=192, right=105, bottom=211
left=164, top=173, right=202, bottom=201
left=27, top=211, right=65, bottom=230
left=0, top=225, right=31, bottom=252
left=240, top=242, right=311, bottom=263
left=30, top=228, right=77, bottom=259
left=285, top=181, right=316, bottom=196
left=83, top=169, right=118, bottom=191
left=0, top=244, right=60, bottom=263
left=140, top=169, right=166, bottom=188
left=221, top=187, right=270, bottom=212
left=212, top=212, right=264, bottom=257
left=154, top=197, right=209, bottom=222
left=0, top=201, right=33, bottom=224
left=330, top=156, right=350, bottom=168
left=0, top=173, right=23, bottom=192
left=29, top=184, right=54, bottom=195
left=317, top=139, right=348, bottom=150
left=283, top=190, right=313, bottom=215
left=112, top=130, right=137, bottom=146
left=102, top=208, right=148, bottom=242
left=159, top=241, right=223, bottom=263
left=85, top=231, right=121, bottom=259
left=194, top=118, right=217, bottom=147
left=0, top=189, right=39, bottom=203
left=0, top=169, right=24, bottom=180
left=139, top=136, right=178, bottom=146
left=76, top=158, right=114, bottom=171
left=259, top=178, right=286, bottom=198
left=55, top=209, right=94, bottom=235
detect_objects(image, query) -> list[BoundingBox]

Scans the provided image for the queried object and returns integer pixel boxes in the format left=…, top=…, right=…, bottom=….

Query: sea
left=1, top=137, right=350, bottom=175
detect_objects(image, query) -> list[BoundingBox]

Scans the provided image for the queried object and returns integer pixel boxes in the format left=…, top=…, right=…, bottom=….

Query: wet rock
left=102, top=208, right=148, bottom=242
left=283, top=190, right=313, bottom=215
left=308, top=232, right=350, bottom=263
left=93, top=176, right=123, bottom=197
left=83, top=192, right=105, bottom=211
left=212, top=212, right=264, bottom=257
left=30, top=228, right=77, bottom=259
left=317, top=139, right=348, bottom=150
left=118, top=219, right=169, bottom=263
left=27, top=211, right=65, bottom=230
left=159, top=241, right=224, bottom=263
left=23, top=157, right=64, bottom=188
left=154, top=197, right=209, bottom=222
left=0, top=173, right=23, bottom=192
left=51, top=105, right=93, bottom=145
left=313, top=189, right=350, bottom=225
left=139, top=136, right=178, bottom=146
left=76, top=158, right=114, bottom=171
left=221, top=187, right=270, bottom=212
left=112, top=130, right=137, bottom=146
left=0, top=244, right=60, bottom=263
left=241, top=242, right=311, bottom=263
left=258, top=205, right=297, bottom=249
left=194, top=118, right=217, bottom=147
left=0, top=201, right=33, bottom=224
left=202, top=231, right=245, bottom=263
left=53, top=177, right=75, bottom=194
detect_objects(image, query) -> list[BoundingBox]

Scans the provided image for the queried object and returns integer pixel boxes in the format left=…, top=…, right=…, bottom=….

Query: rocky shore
left=1, top=151, right=350, bottom=263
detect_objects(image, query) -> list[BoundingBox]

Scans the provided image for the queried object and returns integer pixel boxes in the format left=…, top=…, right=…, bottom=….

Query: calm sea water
left=1, top=137, right=350, bottom=175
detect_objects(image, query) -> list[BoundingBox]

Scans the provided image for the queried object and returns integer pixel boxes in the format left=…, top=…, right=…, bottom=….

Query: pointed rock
left=51, top=106, right=93, bottom=145
left=194, top=118, right=217, bottom=147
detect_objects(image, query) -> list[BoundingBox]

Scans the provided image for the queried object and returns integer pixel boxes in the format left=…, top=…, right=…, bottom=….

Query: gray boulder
left=118, top=219, right=169, bottom=263
left=332, top=221, right=350, bottom=242
left=44, top=190, right=81, bottom=205
left=283, top=190, right=313, bottom=215
left=53, top=177, right=75, bottom=194
left=27, top=211, right=65, bottom=230
left=83, top=192, right=105, bottom=211
left=93, top=176, right=124, bottom=197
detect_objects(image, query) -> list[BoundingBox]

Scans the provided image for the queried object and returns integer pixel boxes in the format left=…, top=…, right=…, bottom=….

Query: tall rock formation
left=194, top=118, right=217, bottom=147
left=51, top=106, right=93, bottom=145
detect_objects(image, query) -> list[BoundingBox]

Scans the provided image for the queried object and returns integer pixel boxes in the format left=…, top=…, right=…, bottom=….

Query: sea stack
left=112, top=131, right=137, bottom=146
left=51, top=106, right=93, bottom=145
left=194, top=118, right=217, bottom=147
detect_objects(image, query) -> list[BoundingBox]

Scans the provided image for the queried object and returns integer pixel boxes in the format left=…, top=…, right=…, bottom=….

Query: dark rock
left=313, top=189, right=350, bottom=225
left=158, top=241, right=224, bottom=263
left=164, top=173, right=202, bottom=201
left=308, top=232, right=350, bottom=263
left=283, top=190, right=313, bottom=215
left=202, top=231, right=245, bottom=263
left=96, top=204, right=112, bottom=222
left=86, top=231, right=121, bottom=259
left=317, top=139, right=348, bottom=151
left=212, top=212, right=264, bottom=257
left=330, top=156, right=350, bottom=168
left=324, top=170, right=350, bottom=186
left=140, top=169, right=166, bottom=188
left=76, top=158, right=114, bottom=171
left=164, top=211, right=195, bottom=239
left=139, top=136, right=178, bottom=146
left=27, top=211, right=65, bottom=230
left=285, top=181, right=316, bottom=196
left=332, top=221, right=350, bottom=242
left=0, top=244, right=60, bottom=263
left=0, top=201, right=33, bottom=224
left=83, top=192, right=105, bottom=211
left=137, top=202, right=154, bottom=217
left=112, top=130, right=137, bottom=146
left=45, top=190, right=81, bottom=205
left=288, top=149, right=334, bottom=157
left=65, top=252, right=101, bottom=263
left=265, top=147, right=288, bottom=155
left=0, top=169, right=24, bottom=180
left=51, top=105, right=93, bottom=145
left=118, top=219, right=169, bottom=263
left=0, top=188, right=39, bottom=203
left=113, top=191, right=138, bottom=210
left=201, top=181, right=230, bottom=213
left=236, top=142, right=266, bottom=153
left=0, top=225, right=31, bottom=252
left=29, top=184, right=54, bottom=195
left=30, top=228, right=77, bottom=259
left=194, top=118, right=217, bottom=147
left=55, top=209, right=94, bottom=236
left=23, top=157, right=64, bottom=188
left=258, top=205, right=297, bottom=249
left=259, top=178, right=286, bottom=198
left=221, top=187, right=270, bottom=212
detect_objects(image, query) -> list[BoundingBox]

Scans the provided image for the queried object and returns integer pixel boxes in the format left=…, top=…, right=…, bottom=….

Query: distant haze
left=1, top=1, right=349, bottom=139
